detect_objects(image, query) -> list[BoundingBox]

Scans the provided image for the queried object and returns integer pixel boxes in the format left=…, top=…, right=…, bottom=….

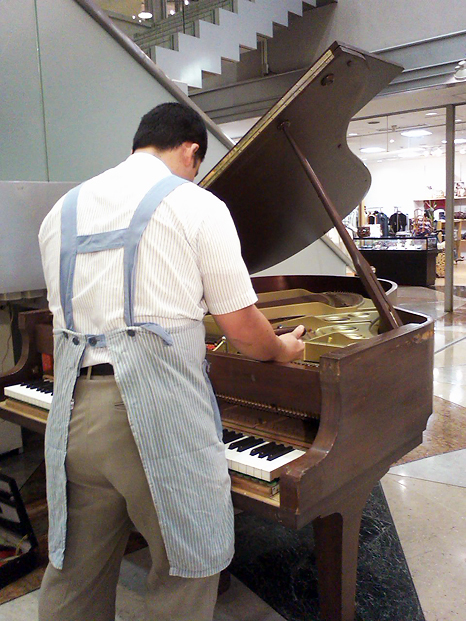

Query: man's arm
left=212, top=305, right=305, bottom=363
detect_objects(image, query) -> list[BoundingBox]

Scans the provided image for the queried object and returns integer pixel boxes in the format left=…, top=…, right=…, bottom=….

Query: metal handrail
left=134, top=0, right=237, bottom=52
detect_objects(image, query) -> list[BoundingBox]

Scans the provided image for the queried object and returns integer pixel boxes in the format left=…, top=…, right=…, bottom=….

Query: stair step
left=146, top=0, right=327, bottom=89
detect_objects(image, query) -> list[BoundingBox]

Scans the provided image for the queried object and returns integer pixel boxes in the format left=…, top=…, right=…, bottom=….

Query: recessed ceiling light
left=389, top=139, right=395, bottom=143
left=360, top=147, right=385, bottom=153
left=348, top=132, right=358, bottom=137
left=441, top=140, right=447, bottom=144
left=400, top=129, right=432, bottom=137
left=456, top=119, right=463, bottom=123
left=455, top=138, right=466, bottom=144
left=425, top=112, right=438, bottom=116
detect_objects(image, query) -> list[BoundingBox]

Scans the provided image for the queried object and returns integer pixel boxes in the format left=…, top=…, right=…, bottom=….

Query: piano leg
left=313, top=486, right=372, bottom=621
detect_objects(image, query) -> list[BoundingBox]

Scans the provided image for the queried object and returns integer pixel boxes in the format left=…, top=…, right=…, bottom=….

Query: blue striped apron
left=45, top=176, right=234, bottom=578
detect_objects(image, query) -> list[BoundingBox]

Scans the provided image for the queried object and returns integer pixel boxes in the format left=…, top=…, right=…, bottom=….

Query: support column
left=445, top=104, right=455, bottom=313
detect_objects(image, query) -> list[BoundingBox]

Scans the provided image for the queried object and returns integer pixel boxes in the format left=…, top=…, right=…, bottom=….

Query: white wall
left=0, top=0, right=230, bottom=183
left=363, top=153, right=466, bottom=219
left=253, top=239, right=347, bottom=277
left=266, top=0, right=466, bottom=75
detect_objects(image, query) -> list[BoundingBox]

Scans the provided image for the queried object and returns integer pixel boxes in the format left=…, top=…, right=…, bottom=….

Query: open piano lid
left=200, top=42, right=402, bottom=274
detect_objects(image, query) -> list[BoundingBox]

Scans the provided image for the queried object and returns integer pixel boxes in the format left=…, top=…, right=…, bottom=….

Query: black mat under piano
left=230, top=483, right=425, bottom=621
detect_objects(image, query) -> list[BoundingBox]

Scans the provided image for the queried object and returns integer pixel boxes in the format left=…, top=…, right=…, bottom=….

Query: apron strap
left=59, top=175, right=188, bottom=341
left=123, top=175, right=187, bottom=328
left=60, top=185, right=82, bottom=331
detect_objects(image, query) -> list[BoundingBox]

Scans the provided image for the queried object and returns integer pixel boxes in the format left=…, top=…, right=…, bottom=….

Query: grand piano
left=0, top=43, right=433, bottom=621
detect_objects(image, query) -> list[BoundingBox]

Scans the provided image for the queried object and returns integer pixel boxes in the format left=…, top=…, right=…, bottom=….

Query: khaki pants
left=39, top=375, right=219, bottom=621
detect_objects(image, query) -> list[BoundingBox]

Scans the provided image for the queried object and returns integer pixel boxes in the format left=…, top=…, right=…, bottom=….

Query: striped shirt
left=39, top=152, right=257, bottom=365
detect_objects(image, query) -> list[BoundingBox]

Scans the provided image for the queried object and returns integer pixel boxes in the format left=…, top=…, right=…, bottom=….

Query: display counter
left=355, top=236, right=438, bottom=286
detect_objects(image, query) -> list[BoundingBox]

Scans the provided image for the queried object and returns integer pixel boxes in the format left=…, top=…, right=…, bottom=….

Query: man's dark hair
left=132, top=103, right=208, bottom=162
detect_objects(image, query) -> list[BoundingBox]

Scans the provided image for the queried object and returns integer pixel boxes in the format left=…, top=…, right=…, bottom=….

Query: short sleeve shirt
left=39, top=153, right=257, bottom=365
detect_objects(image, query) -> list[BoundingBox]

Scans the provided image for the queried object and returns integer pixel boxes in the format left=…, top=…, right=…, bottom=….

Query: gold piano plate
left=204, top=289, right=381, bottom=362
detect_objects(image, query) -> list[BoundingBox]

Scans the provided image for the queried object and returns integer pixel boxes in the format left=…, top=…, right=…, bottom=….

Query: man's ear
left=185, top=142, right=199, bottom=162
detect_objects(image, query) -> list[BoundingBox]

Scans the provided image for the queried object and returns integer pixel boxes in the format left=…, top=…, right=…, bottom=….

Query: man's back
left=39, top=152, right=255, bottom=366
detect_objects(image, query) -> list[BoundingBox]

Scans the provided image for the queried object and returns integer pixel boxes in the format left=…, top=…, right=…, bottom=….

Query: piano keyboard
left=3, top=383, right=304, bottom=481
left=223, top=429, right=305, bottom=482
left=4, top=380, right=53, bottom=411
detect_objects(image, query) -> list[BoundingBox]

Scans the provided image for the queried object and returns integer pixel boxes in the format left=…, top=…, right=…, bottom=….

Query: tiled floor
left=1, top=272, right=466, bottom=621
left=381, top=265, right=466, bottom=621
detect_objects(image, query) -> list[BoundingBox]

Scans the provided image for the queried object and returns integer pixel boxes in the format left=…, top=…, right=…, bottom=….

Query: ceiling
left=220, top=80, right=466, bottom=164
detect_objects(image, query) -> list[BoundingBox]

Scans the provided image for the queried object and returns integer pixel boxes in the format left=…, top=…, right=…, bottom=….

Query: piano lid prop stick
left=278, top=121, right=403, bottom=331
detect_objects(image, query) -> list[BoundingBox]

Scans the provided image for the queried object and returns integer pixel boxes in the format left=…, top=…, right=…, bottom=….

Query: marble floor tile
left=434, top=328, right=466, bottom=352
left=381, top=474, right=466, bottom=621
left=435, top=339, right=466, bottom=372
left=214, top=575, right=286, bottom=621
left=396, top=396, right=466, bottom=464
left=433, top=380, right=466, bottom=407
left=433, top=362, right=466, bottom=383
left=396, top=286, right=464, bottom=320
left=0, top=573, right=286, bottom=621
left=117, top=548, right=286, bottom=621
left=390, top=448, right=466, bottom=486
left=0, top=590, right=39, bottom=619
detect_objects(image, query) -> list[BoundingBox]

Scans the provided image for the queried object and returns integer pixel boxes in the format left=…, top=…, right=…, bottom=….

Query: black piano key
left=266, top=443, right=290, bottom=456
left=250, top=442, right=278, bottom=458
left=267, top=445, right=295, bottom=461
left=228, top=436, right=263, bottom=451
left=235, top=437, right=265, bottom=452
left=222, top=429, right=243, bottom=444
left=22, top=380, right=42, bottom=388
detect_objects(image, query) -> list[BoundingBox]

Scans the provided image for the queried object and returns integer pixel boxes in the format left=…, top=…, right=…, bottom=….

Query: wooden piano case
left=208, top=273, right=433, bottom=620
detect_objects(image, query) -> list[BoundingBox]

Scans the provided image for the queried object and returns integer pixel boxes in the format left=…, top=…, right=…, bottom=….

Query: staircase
left=134, top=0, right=333, bottom=89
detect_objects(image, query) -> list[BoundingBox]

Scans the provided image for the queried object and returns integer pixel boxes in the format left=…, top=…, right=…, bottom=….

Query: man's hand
left=212, top=305, right=305, bottom=363
left=274, top=325, right=306, bottom=363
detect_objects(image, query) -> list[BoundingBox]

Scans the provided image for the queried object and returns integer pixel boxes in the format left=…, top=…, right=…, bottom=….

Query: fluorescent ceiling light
left=348, top=133, right=358, bottom=137
left=400, top=129, right=432, bottom=137
left=360, top=146, right=385, bottom=153
left=425, top=112, right=438, bottom=117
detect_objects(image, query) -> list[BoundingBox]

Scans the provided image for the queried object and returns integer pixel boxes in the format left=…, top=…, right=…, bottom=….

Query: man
left=38, top=102, right=304, bottom=621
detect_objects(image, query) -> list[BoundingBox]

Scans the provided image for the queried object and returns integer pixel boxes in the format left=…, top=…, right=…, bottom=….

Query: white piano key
left=4, top=382, right=53, bottom=411
left=224, top=432, right=305, bottom=482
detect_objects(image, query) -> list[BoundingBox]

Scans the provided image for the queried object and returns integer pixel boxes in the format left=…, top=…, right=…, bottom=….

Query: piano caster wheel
left=217, top=568, right=231, bottom=596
